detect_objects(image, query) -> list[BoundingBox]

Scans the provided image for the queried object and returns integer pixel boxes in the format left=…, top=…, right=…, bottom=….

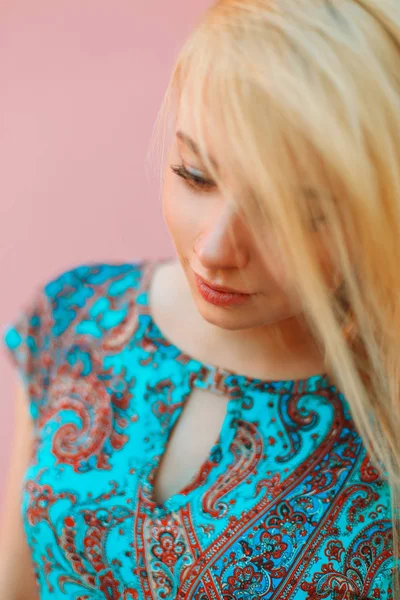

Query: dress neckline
left=134, top=256, right=334, bottom=515
left=136, top=256, right=332, bottom=395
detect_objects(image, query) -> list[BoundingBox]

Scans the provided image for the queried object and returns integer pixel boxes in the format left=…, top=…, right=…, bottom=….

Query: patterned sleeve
left=1, top=261, right=137, bottom=432
left=2, top=283, right=58, bottom=431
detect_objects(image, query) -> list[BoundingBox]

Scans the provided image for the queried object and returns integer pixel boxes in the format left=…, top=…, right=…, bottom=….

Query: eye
left=302, top=187, right=327, bottom=231
left=309, top=214, right=326, bottom=231
left=170, top=164, right=216, bottom=193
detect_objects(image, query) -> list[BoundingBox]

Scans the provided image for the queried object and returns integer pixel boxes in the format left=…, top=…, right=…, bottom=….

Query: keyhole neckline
left=135, top=256, right=332, bottom=396
left=133, top=257, right=335, bottom=515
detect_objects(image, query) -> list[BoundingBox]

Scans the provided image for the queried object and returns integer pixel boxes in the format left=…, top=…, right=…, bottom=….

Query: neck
left=171, top=260, right=326, bottom=381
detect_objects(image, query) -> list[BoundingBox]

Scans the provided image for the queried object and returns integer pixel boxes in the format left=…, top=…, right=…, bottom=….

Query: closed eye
left=170, top=164, right=216, bottom=193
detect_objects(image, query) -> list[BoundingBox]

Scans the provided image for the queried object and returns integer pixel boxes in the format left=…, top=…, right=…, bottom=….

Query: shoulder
left=2, top=259, right=149, bottom=386
left=34, top=259, right=155, bottom=358
left=42, top=259, right=147, bottom=328
left=44, top=259, right=146, bottom=302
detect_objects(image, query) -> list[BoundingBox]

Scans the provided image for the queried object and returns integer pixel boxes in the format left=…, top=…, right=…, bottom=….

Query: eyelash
left=170, top=163, right=325, bottom=230
left=170, top=164, right=216, bottom=193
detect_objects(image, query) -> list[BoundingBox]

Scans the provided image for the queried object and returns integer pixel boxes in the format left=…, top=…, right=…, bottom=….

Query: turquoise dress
left=2, top=257, right=396, bottom=599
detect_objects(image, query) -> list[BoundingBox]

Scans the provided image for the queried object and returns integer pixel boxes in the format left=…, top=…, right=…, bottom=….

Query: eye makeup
left=170, top=163, right=217, bottom=193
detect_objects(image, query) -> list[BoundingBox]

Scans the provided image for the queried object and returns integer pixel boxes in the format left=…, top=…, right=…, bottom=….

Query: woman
left=1, top=0, right=399, bottom=598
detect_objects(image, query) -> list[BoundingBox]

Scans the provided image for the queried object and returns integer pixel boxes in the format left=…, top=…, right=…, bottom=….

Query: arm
left=0, top=381, right=39, bottom=600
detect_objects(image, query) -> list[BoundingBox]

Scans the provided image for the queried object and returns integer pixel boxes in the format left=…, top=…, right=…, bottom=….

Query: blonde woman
left=1, top=0, right=399, bottom=598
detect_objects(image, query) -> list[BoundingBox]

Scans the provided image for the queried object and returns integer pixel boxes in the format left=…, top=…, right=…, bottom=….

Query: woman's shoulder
left=44, top=258, right=147, bottom=303
left=40, top=258, right=151, bottom=339
left=2, top=258, right=150, bottom=391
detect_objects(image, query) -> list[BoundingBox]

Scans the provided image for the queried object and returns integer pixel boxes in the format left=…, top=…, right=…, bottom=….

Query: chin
left=194, top=298, right=256, bottom=331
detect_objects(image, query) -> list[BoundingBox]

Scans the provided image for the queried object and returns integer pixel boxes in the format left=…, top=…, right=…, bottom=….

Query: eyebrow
left=176, top=130, right=219, bottom=170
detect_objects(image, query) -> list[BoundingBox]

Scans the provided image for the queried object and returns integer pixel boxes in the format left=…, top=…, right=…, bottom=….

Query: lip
left=194, top=272, right=250, bottom=296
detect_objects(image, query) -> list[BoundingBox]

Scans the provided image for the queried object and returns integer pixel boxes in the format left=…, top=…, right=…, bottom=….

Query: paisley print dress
left=2, top=257, right=396, bottom=599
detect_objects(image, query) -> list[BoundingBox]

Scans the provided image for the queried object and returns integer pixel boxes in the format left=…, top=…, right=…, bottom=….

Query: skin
left=0, top=85, right=342, bottom=599
left=155, top=88, right=335, bottom=381
left=0, top=382, right=39, bottom=600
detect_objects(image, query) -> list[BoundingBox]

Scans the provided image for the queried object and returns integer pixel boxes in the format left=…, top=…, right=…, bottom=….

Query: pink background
left=0, top=0, right=211, bottom=502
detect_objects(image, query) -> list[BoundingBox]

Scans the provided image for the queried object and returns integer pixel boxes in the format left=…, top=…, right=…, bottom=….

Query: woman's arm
left=0, top=381, right=39, bottom=600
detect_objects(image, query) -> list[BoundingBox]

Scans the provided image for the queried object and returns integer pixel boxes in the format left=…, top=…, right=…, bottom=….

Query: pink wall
left=0, top=1, right=212, bottom=501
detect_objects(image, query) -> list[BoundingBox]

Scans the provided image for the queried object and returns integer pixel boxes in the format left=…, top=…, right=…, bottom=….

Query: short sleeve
left=2, top=284, right=57, bottom=427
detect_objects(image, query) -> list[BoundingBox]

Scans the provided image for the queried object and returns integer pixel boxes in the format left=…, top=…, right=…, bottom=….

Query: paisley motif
left=2, top=258, right=396, bottom=599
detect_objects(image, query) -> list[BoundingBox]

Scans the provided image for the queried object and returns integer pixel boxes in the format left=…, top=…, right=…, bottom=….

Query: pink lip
left=194, top=273, right=251, bottom=307
left=195, top=273, right=249, bottom=295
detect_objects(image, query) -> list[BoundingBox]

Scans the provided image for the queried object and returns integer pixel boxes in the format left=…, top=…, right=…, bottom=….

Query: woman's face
left=162, top=96, right=336, bottom=333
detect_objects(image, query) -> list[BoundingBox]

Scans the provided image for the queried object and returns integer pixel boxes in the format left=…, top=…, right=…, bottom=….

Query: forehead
left=175, top=83, right=263, bottom=203
left=176, top=82, right=222, bottom=148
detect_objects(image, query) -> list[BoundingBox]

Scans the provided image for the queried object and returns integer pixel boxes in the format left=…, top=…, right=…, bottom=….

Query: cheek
left=314, top=236, right=339, bottom=288
left=162, top=174, right=200, bottom=246
left=253, top=232, right=289, bottom=292
left=267, top=235, right=337, bottom=303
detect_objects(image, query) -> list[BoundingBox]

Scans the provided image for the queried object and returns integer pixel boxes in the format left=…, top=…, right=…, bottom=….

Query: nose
left=193, top=205, right=250, bottom=270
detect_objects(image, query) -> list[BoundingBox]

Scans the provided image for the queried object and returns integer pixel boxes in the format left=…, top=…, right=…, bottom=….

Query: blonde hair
left=149, top=0, right=400, bottom=593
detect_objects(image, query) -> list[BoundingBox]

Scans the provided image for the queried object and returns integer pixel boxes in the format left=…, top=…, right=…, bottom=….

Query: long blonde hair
left=149, top=0, right=400, bottom=593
